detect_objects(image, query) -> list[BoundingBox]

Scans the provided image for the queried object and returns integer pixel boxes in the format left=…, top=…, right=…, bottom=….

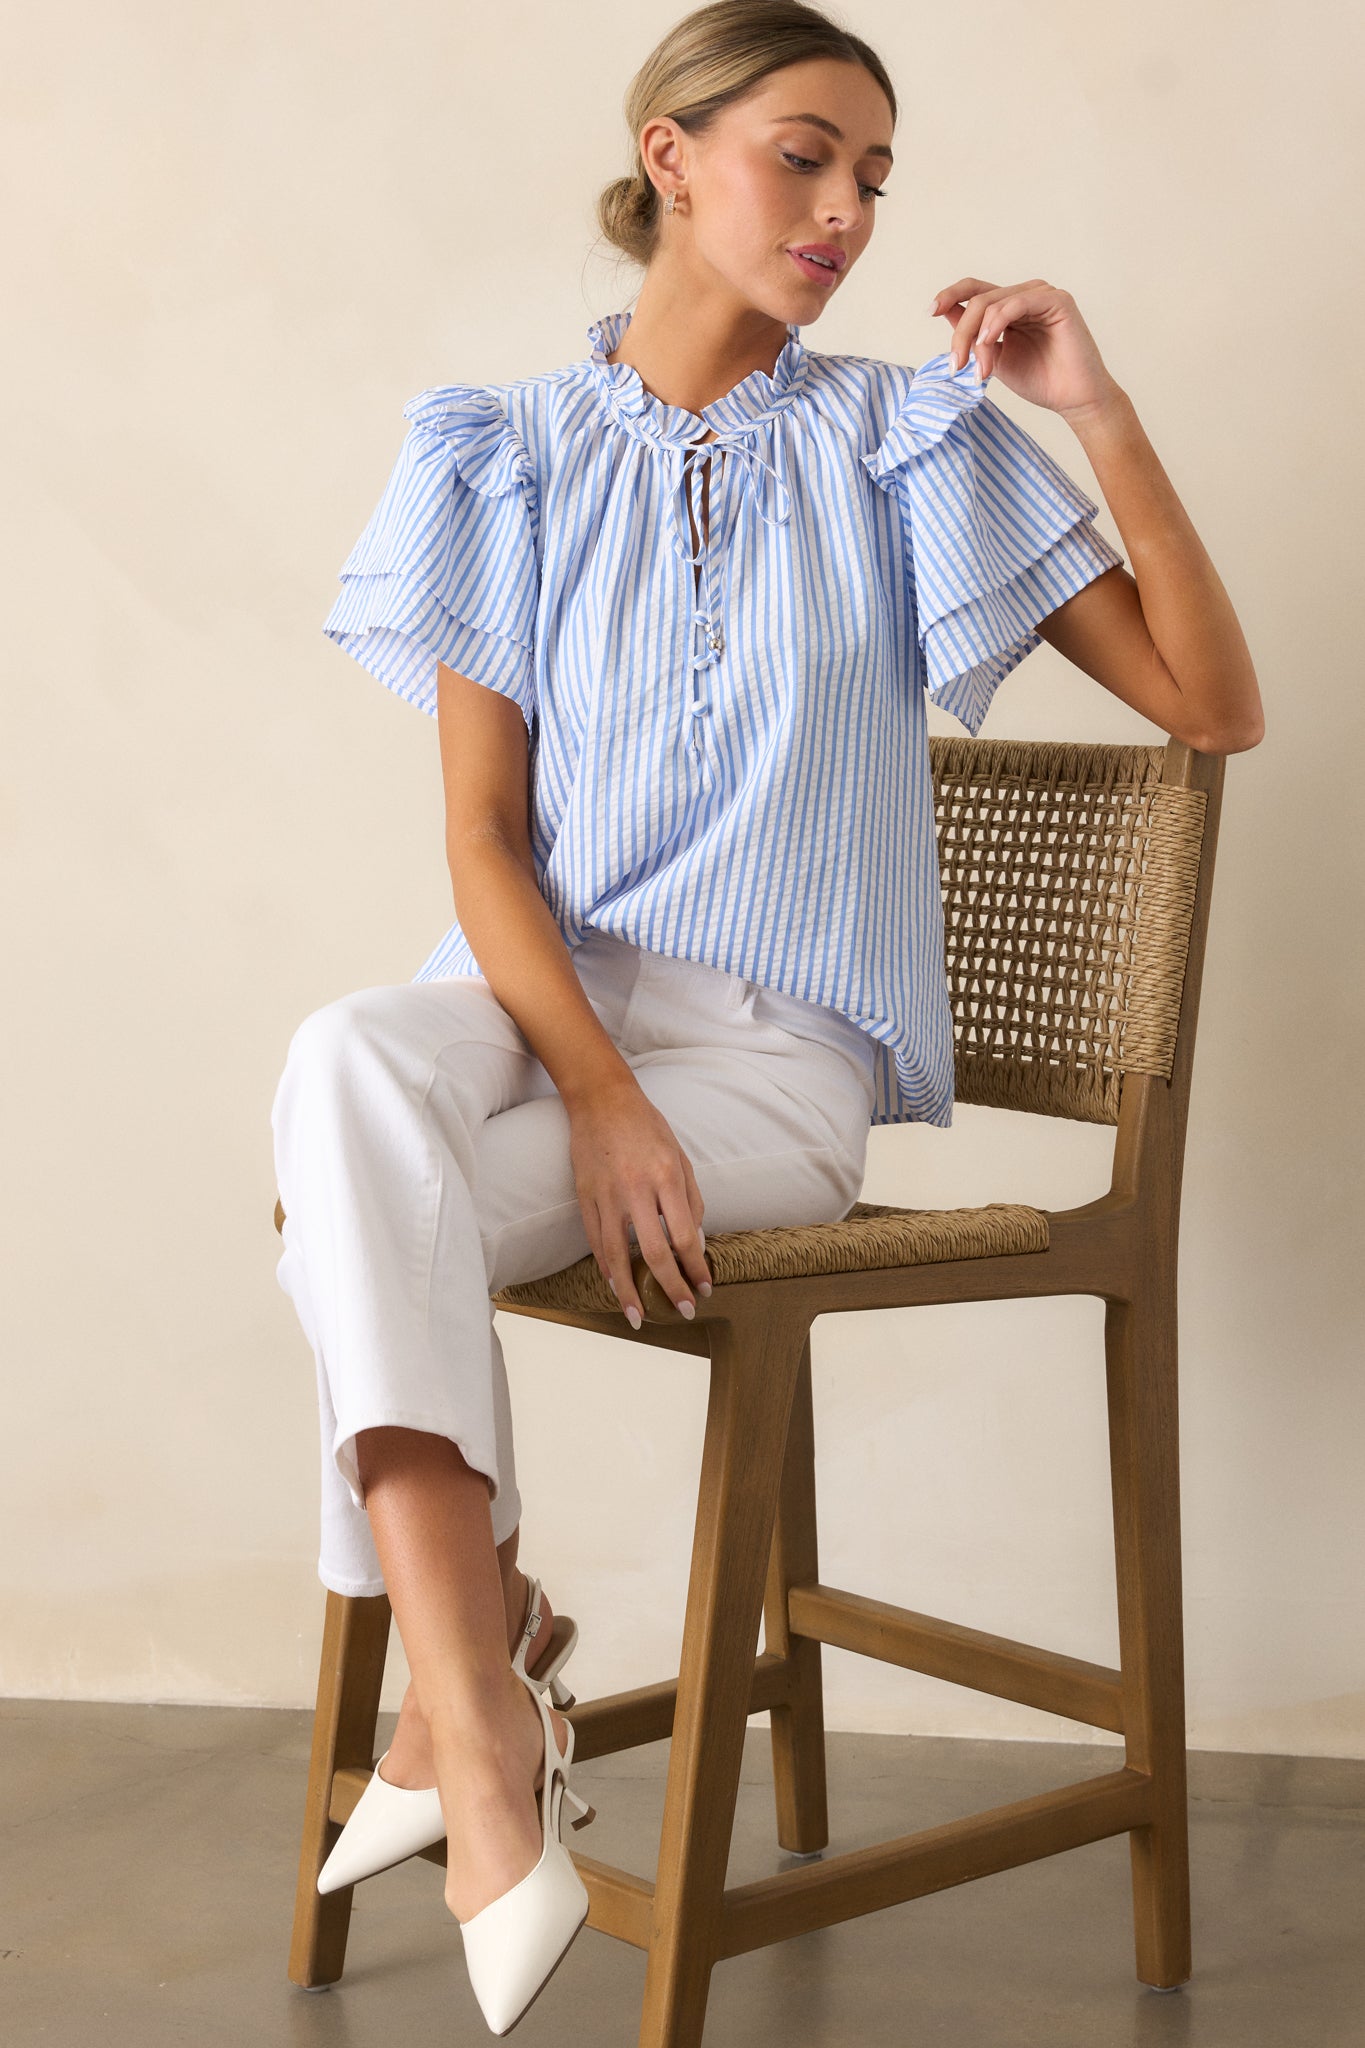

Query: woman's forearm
left=449, top=836, right=636, bottom=1111
left=1061, top=384, right=1264, bottom=747
left=937, top=276, right=1264, bottom=751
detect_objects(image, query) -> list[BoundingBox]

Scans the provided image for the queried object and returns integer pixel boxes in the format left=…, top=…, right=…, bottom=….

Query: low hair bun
left=596, top=173, right=661, bottom=269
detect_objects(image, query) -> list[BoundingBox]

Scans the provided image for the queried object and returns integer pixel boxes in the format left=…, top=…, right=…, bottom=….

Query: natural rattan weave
left=494, top=1199, right=1051, bottom=1314
left=280, top=734, right=1225, bottom=2047
left=934, top=738, right=1206, bottom=1123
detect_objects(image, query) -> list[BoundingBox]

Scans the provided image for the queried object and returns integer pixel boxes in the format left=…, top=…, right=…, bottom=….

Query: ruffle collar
left=587, top=308, right=809, bottom=447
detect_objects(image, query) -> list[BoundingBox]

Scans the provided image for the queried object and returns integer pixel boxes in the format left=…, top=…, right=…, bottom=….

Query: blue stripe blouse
left=323, top=307, right=1125, bottom=1128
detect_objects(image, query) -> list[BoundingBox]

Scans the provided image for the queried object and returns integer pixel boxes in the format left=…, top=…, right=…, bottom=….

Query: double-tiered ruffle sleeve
left=861, top=352, right=1125, bottom=737
left=322, top=384, right=541, bottom=733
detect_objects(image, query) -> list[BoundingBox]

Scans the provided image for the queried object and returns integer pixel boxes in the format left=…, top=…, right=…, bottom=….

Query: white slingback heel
left=316, top=1574, right=579, bottom=1896
left=457, top=1665, right=597, bottom=2036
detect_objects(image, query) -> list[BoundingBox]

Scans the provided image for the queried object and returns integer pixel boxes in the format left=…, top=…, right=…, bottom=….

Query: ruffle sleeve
left=861, top=352, right=1125, bottom=736
left=322, top=384, right=540, bottom=732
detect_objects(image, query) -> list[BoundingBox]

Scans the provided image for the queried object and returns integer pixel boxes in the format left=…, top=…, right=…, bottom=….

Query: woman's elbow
left=1192, top=703, right=1266, bottom=755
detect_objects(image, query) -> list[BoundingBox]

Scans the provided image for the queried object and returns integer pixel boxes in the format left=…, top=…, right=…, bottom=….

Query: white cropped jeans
left=270, top=929, right=877, bottom=1597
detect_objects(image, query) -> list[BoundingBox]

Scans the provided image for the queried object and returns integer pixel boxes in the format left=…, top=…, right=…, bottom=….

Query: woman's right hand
left=567, top=1075, right=714, bottom=1326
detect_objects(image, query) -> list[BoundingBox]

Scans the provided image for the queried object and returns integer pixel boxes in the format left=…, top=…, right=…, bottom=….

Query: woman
left=271, top=1, right=1263, bottom=2031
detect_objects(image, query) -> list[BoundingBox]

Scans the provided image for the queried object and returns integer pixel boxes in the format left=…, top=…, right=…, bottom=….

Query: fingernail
left=926, top=298, right=938, bottom=314
left=626, top=1305, right=642, bottom=1330
left=607, top=1277, right=617, bottom=1295
left=698, top=1280, right=712, bottom=1297
left=679, top=1300, right=695, bottom=1320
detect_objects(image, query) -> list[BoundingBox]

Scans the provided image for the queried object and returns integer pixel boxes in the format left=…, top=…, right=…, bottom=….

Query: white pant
left=270, top=929, right=877, bottom=1597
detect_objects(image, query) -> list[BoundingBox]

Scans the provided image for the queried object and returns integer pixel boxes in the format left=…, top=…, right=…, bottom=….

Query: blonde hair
left=595, top=0, right=897, bottom=270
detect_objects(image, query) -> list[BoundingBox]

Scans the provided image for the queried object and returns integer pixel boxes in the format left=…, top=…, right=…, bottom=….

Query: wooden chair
left=280, top=733, right=1223, bottom=2046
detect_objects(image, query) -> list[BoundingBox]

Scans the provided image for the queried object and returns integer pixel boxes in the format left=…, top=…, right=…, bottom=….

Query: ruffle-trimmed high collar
left=586, top=308, right=808, bottom=446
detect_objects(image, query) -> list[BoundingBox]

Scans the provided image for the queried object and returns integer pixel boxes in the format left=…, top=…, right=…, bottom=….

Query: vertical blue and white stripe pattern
left=323, top=309, right=1124, bottom=1128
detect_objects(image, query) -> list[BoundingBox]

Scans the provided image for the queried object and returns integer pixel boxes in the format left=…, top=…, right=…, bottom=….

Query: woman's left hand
left=929, top=277, right=1122, bottom=419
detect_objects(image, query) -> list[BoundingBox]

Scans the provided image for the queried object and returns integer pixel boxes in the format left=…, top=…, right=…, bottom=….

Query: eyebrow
left=770, top=113, right=894, bottom=167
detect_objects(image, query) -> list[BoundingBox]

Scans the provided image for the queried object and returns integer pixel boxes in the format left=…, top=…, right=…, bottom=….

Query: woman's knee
left=288, top=986, right=398, bottom=1065
left=277, top=989, right=419, bottom=1118
left=271, top=992, right=408, bottom=1166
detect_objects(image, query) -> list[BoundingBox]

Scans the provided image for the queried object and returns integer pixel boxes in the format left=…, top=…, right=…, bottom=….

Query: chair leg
left=287, top=1589, right=392, bottom=1988
left=639, top=1311, right=808, bottom=2048
left=1105, top=1286, right=1193, bottom=1989
left=764, top=1334, right=830, bottom=1854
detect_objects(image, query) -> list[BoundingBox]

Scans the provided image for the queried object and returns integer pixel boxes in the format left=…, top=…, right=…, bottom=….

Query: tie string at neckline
left=662, top=433, right=793, bottom=571
left=585, top=308, right=801, bottom=564
left=585, top=309, right=807, bottom=787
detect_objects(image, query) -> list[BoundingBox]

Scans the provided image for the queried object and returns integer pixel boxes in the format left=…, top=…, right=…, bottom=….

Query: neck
left=604, top=284, right=795, bottom=418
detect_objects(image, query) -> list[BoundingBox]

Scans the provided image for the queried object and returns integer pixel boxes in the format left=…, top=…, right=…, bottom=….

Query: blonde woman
left=271, top=0, right=1262, bottom=2031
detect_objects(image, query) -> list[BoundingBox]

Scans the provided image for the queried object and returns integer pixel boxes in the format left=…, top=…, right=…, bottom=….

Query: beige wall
left=3, top=2, right=1361, bottom=1757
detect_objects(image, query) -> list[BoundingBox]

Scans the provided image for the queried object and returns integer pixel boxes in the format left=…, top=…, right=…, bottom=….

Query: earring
left=664, top=191, right=675, bottom=214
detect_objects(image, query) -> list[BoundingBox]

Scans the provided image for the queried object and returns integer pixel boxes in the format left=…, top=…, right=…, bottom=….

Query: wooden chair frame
left=280, top=735, right=1225, bottom=2046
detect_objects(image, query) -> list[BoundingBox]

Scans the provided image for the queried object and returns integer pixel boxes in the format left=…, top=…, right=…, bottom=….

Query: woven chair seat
left=492, top=1198, right=1049, bottom=1316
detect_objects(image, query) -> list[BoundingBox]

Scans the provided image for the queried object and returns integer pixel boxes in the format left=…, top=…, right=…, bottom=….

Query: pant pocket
left=749, top=981, right=869, bottom=1060
left=747, top=985, right=878, bottom=1123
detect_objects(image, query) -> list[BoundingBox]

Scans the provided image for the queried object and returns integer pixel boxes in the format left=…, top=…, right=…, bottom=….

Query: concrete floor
left=2, top=1699, right=1361, bottom=2047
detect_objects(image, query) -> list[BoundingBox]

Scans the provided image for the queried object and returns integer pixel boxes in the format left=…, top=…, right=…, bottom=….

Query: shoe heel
left=563, top=1786, right=596, bottom=1831
left=548, top=1671, right=577, bottom=1710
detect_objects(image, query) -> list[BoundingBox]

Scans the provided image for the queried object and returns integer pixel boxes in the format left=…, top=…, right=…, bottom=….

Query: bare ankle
left=430, top=1673, right=536, bottom=1771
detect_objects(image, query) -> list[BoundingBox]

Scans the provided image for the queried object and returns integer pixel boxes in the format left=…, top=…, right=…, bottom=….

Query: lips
left=789, top=248, right=842, bottom=286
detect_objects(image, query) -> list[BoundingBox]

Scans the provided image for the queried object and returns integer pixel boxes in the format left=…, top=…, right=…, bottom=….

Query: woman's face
left=643, top=57, right=895, bottom=325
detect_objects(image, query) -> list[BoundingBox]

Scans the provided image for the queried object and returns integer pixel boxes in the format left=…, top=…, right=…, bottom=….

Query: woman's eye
left=780, top=149, right=887, bottom=200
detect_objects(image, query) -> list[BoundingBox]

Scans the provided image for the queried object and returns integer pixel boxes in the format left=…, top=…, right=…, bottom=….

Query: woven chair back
left=930, top=737, right=1208, bottom=1125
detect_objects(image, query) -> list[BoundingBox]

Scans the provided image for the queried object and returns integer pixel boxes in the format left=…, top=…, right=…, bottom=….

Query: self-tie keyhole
left=686, top=434, right=724, bottom=605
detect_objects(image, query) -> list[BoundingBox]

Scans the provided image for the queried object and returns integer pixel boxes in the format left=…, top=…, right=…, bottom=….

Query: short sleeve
left=861, top=353, right=1124, bottom=736
left=322, top=384, right=540, bottom=733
